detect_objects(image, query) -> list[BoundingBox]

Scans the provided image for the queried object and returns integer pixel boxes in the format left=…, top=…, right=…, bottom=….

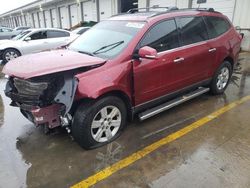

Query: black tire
left=2, top=48, right=21, bottom=63
left=210, top=61, right=232, bottom=95
left=72, top=96, right=127, bottom=150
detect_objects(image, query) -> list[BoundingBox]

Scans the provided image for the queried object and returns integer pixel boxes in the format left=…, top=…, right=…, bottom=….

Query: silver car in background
left=0, top=28, right=78, bottom=63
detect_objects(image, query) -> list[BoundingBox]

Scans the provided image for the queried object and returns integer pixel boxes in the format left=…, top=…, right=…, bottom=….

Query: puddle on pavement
left=0, top=53, right=250, bottom=187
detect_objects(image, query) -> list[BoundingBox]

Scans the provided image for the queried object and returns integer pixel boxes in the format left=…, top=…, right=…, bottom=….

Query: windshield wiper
left=78, top=51, right=95, bottom=56
left=93, top=41, right=124, bottom=55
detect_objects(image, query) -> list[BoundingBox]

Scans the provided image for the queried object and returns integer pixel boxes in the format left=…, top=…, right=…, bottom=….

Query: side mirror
left=24, top=37, right=31, bottom=41
left=138, top=46, right=157, bottom=59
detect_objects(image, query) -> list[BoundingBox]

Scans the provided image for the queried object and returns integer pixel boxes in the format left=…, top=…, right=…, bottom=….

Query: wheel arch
left=2, top=47, right=22, bottom=55
left=71, top=90, right=134, bottom=121
left=224, top=56, right=234, bottom=69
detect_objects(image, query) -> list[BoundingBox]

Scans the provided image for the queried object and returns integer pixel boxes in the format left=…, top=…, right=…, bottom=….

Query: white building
left=0, top=0, right=249, bottom=50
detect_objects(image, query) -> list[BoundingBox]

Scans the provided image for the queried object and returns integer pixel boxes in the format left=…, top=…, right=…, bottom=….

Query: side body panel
left=75, top=61, right=133, bottom=102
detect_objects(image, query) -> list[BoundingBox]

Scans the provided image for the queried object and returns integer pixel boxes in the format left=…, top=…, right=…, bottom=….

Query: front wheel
left=2, top=48, right=21, bottom=63
left=72, top=96, right=127, bottom=149
left=210, top=61, right=232, bottom=95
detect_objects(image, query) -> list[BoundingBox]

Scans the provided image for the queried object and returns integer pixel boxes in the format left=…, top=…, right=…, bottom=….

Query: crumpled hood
left=3, top=49, right=106, bottom=79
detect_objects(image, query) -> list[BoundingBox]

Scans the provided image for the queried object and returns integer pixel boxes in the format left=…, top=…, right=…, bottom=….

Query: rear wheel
left=2, top=48, right=21, bottom=63
left=72, top=96, right=127, bottom=149
left=210, top=61, right=232, bottom=95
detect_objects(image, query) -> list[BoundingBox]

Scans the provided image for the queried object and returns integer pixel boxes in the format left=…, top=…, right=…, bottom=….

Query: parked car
left=0, top=26, right=16, bottom=40
left=72, top=27, right=90, bottom=35
left=0, top=26, right=30, bottom=40
left=0, top=26, right=13, bottom=32
left=0, top=28, right=78, bottom=63
left=3, top=7, right=242, bottom=149
left=13, top=26, right=31, bottom=31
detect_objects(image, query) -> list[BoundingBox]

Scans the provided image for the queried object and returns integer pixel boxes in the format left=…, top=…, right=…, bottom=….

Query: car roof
left=109, top=8, right=224, bottom=22
left=26, top=28, right=70, bottom=33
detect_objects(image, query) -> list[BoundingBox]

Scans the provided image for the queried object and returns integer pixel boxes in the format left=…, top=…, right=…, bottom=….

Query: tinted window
left=140, top=19, right=179, bottom=52
left=177, top=16, right=208, bottom=46
left=29, top=31, right=47, bottom=40
left=47, top=30, right=70, bottom=38
left=204, top=16, right=231, bottom=38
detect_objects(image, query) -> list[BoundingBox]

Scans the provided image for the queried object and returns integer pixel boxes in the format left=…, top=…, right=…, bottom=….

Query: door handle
left=208, top=48, right=217, bottom=52
left=174, top=57, right=185, bottom=63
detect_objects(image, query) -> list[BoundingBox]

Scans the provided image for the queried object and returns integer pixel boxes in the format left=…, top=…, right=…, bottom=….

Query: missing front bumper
left=29, top=104, right=62, bottom=128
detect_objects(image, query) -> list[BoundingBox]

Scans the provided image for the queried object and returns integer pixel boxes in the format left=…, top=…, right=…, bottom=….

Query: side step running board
left=138, top=87, right=210, bottom=121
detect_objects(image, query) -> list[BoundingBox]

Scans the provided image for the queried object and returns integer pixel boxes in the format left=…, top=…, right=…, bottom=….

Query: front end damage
left=5, top=72, right=78, bottom=131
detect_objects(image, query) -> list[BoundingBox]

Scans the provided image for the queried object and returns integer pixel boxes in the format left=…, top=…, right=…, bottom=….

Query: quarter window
left=140, top=19, right=179, bottom=52
left=204, top=16, right=231, bottom=39
left=177, top=16, right=208, bottom=46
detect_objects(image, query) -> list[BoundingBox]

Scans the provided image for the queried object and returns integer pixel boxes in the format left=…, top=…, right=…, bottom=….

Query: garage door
left=69, top=4, right=79, bottom=27
left=149, top=0, right=177, bottom=8
left=82, top=1, right=97, bottom=21
left=192, top=0, right=235, bottom=20
left=59, top=6, right=70, bottom=29
left=51, top=9, right=58, bottom=28
left=23, top=15, right=27, bottom=26
left=18, top=16, right=23, bottom=26
left=44, top=10, right=52, bottom=28
left=99, top=0, right=112, bottom=20
left=38, top=12, right=45, bottom=28
left=33, top=13, right=39, bottom=28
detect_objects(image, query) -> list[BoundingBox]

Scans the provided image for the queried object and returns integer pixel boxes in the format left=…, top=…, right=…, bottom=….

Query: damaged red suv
left=3, top=8, right=242, bottom=149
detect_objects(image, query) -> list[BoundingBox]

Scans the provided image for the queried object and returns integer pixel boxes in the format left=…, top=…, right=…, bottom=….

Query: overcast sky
left=0, top=0, right=34, bottom=14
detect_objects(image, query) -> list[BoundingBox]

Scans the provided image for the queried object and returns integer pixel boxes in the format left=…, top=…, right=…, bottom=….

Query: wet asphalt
left=0, top=53, right=250, bottom=188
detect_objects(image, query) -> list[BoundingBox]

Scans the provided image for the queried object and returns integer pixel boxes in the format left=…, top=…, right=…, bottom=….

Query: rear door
left=173, top=16, right=213, bottom=86
left=46, top=30, right=71, bottom=49
left=203, top=16, right=235, bottom=74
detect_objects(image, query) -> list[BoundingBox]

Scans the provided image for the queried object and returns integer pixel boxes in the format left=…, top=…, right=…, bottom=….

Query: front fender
left=75, top=61, right=132, bottom=101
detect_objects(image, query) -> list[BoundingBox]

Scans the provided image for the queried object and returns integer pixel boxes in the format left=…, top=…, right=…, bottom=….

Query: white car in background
left=0, top=28, right=78, bottom=63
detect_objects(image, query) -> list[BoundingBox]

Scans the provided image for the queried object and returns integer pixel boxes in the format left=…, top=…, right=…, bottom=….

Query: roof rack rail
left=127, top=6, right=178, bottom=13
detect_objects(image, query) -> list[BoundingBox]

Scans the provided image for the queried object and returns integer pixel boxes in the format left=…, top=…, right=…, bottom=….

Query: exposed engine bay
left=4, top=68, right=87, bottom=131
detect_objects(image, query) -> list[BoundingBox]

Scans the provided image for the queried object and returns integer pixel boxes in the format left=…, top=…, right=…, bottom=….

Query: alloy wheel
left=91, top=106, right=121, bottom=143
left=216, top=67, right=230, bottom=90
left=5, top=51, right=19, bottom=61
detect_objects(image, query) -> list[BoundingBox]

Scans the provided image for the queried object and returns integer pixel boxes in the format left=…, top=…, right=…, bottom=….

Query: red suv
left=3, top=8, right=242, bottom=149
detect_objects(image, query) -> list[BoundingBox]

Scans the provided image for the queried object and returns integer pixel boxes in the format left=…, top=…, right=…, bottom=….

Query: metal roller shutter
left=149, top=0, right=177, bottom=8
left=192, top=0, right=235, bottom=21
left=69, top=4, right=79, bottom=27
left=51, top=9, right=58, bottom=28
left=39, top=11, right=45, bottom=28
left=44, top=10, right=52, bottom=28
left=59, top=6, right=70, bottom=29
left=82, top=1, right=97, bottom=22
left=99, top=0, right=112, bottom=20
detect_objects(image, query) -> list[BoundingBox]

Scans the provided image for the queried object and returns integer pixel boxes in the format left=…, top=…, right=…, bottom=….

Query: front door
left=21, top=31, right=49, bottom=54
left=133, top=19, right=180, bottom=106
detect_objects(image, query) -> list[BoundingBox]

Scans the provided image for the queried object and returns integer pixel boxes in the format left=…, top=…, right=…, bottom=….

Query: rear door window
left=139, top=19, right=179, bottom=52
left=47, top=30, right=70, bottom=38
left=204, top=16, right=231, bottom=39
left=177, top=16, right=208, bottom=46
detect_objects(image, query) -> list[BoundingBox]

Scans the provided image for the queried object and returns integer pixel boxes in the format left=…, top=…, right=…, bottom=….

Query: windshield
left=12, top=30, right=31, bottom=40
left=68, top=20, right=145, bottom=59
